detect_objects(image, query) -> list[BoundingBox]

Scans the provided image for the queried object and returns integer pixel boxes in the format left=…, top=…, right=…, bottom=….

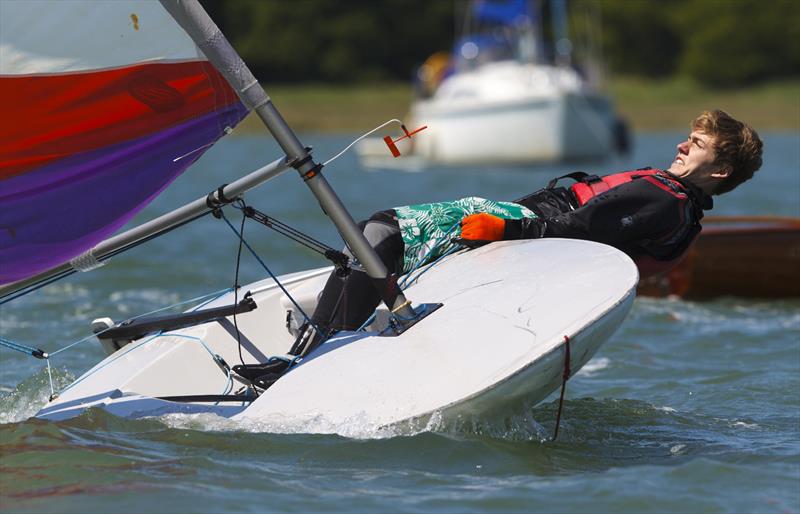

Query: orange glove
left=460, top=213, right=506, bottom=241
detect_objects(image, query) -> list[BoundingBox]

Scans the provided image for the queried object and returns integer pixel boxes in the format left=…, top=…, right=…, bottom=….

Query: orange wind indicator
left=383, top=124, right=428, bottom=158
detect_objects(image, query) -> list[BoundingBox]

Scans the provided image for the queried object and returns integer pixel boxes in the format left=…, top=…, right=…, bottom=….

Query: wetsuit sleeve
left=503, top=179, right=693, bottom=259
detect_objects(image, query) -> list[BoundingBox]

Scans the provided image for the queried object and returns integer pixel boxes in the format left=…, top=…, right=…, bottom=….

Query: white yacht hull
left=411, top=92, right=616, bottom=164
left=357, top=61, right=621, bottom=167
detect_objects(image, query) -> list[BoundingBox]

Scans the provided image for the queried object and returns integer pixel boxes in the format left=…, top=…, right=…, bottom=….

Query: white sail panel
left=0, top=0, right=202, bottom=75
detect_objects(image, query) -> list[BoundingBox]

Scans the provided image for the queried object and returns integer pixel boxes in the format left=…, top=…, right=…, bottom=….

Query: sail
left=0, top=0, right=249, bottom=284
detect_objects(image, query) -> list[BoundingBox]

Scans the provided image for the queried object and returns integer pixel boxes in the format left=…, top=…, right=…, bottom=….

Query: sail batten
left=0, top=0, right=249, bottom=284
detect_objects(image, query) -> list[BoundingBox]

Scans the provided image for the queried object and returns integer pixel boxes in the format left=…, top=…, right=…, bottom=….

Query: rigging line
left=322, top=118, right=403, bottom=166
left=234, top=203, right=344, bottom=260
left=216, top=369, right=234, bottom=404
left=401, top=245, right=462, bottom=289
left=48, top=287, right=234, bottom=358
left=356, top=311, right=377, bottom=332
left=231, top=201, right=249, bottom=369
left=0, top=269, right=77, bottom=307
left=58, top=331, right=228, bottom=399
left=398, top=221, right=461, bottom=289
left=187, top=287, right=234, bottom=312
left=45, top=358, right=56, bottom=401
left=56, top=332, right=163, bottom=397
left=220, top=213, right=321, bottom=336
left=157, top=333, right=232, bottom=389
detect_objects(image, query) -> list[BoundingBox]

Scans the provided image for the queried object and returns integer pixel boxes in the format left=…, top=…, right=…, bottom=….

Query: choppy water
left=1, top=132, right=799, bottom=513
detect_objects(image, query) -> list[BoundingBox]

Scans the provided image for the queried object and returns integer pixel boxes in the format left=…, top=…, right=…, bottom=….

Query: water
left=1, top=132, right=799, bottom=513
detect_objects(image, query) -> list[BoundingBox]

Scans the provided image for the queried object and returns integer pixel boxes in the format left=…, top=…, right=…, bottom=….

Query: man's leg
left=291, top=211, right=403, bottom=356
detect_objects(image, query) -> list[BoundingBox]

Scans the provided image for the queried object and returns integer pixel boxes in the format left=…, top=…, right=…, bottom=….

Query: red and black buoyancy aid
left=547, top=168, right=703, bottom=276
left=547, top=168, right=688, bottom=206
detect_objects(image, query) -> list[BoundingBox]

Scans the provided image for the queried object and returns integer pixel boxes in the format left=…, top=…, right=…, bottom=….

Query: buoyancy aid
left=547, top=168, right=703, bottom=277
left=547, top=168, right=688, bottom=206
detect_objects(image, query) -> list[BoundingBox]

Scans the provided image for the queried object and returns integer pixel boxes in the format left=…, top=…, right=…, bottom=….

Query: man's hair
left=692, top=110, right=763, bottom=195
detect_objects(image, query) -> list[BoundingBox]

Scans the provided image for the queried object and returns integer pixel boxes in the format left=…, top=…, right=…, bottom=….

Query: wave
left=0, top=367, right=75, bottom=424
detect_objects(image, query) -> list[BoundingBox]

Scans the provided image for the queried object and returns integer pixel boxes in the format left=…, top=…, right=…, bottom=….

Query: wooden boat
left=637, top=216, right=800, bottom=299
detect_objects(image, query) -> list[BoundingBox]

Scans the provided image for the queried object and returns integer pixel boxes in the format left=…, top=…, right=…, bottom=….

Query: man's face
left=668, top=131, right=718, bottom=179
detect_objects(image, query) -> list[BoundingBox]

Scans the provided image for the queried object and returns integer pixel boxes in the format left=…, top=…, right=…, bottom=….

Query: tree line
left=202, top=0, right=799, bottom=88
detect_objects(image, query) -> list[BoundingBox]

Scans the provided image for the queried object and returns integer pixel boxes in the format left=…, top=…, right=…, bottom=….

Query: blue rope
left=356, top=311, right=378, bottom=332
left=0, top=336, right=46, bottom=358
left=220, top=211, right=320, bottom=334
left=160, top=332, right=217, bottom=356
left=398, top=222, right=461, bottom=289
left=47, top=287, right=233, bottom=357
left=355, top=224, right=462, bottom=332
left=400, top=244, right=462, bottom=289
left=47, top=332, right=102, bottom=358
left=1, top=285, right=238, bottom=403
left=158, top=332, right=236, bottom=403
left=57, top=332, right=163, bottom=395
left=57, top=331, right=228, bottom=397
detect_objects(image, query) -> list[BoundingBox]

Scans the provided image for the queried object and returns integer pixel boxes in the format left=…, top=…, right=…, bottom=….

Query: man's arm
left=501, top=179, right=692, bottom=258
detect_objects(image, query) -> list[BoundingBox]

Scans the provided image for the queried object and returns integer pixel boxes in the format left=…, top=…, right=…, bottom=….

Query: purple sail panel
left=0, top=103, right=248, bottom=284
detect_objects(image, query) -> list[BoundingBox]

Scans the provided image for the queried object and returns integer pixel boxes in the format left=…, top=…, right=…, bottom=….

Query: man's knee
left=343, top=219, right=399, bottom=254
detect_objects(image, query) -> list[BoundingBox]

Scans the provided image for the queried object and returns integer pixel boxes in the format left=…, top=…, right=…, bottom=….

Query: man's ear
left=710, top=164, right=732, bottom=179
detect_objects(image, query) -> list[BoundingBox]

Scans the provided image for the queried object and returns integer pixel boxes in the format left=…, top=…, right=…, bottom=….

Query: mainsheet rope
left=219, top=209, right=319, bottom=335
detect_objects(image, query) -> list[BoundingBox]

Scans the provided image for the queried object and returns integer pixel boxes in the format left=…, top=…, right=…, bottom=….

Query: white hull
left=357, top=61, right=620, bottom=167
left=37, top=240, right=638, bottom=430
left=411, top=92, right=616, bottom=164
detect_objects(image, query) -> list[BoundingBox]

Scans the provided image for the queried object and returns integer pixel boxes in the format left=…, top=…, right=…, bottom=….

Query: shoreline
left=235, top=78, right=800, bottom=134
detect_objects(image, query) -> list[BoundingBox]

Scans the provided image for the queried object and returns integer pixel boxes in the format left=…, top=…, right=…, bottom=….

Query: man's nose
left=677, top=140, right=689, bottom=153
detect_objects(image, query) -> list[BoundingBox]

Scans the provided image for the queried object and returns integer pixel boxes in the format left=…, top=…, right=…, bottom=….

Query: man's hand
left=460, top=213, right=505, bottom=241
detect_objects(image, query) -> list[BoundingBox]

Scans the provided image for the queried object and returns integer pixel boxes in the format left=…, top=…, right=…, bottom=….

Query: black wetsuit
left=300, top=169, right=712, bottom=352
left=508, top=170, right=712, bottom=262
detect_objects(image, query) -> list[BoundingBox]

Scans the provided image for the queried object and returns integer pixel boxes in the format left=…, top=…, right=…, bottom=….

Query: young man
left=236, top=109, right=763, bottom=386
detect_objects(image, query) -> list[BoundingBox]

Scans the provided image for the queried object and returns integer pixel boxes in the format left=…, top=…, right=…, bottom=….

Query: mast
left=159, top=0, right=415, bottom=319
left=551, top=0, right=572, bottom=67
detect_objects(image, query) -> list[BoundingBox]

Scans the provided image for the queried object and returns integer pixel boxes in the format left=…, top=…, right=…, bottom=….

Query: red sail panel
left=0, top=61, right=240, bottom=180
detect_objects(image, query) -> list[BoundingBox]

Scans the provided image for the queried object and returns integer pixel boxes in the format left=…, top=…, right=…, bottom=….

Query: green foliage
left=596, top=0, right=800, bottom=87
left=204, top=0, right=454, bottom=83
left=593, top=0, right=682, bottom=77
left=676, top=0, right=800, bottom=87
left=201, top=0, right=799, bottom=87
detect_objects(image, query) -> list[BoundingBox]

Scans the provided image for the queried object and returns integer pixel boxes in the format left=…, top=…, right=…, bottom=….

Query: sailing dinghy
left=0, top=0, right=638, bottom=429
